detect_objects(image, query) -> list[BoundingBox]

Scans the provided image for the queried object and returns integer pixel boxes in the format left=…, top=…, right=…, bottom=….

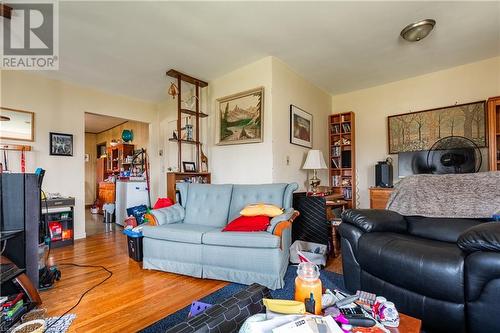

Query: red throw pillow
left=153, top=197, right=174, bottom=210
left=223, top=215, right=270, bottom=232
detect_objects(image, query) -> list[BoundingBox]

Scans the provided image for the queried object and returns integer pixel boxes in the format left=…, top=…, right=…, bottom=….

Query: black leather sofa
left=339, top=209, right=500, bottom=333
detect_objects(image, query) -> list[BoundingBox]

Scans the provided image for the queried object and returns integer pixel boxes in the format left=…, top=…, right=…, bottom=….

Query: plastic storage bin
left=289, top=240, right=328, bottom=266
left=124, top=229, right=143, bottom=261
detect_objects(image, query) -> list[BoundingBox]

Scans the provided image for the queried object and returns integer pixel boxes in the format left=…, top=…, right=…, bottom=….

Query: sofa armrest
left=268, top=209, right=299, bottom=250
left=458, top=222, right=500, bottom=253
left=267, top=208, right=298, bottom=233
left=341, top=209, right=407, bottom=233
left=150, top=203, right=185, bottom=226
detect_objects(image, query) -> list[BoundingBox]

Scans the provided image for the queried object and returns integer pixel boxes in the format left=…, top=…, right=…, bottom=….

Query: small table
left=325, top=198, right=348, bottom=257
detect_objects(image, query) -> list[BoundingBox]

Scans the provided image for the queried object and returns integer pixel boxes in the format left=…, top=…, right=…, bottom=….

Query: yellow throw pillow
left=240, top=203, right=283, bottom=217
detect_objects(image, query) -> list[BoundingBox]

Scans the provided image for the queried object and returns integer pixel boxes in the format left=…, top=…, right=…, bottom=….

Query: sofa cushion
left=228, top=184, right=288, bottom=221
left=202, top=230, right=280, bottom=248
left=143, top=223, right=218, bottom=244
left=183, top=184, right=233, bottom=227
left=358, top=232, right=466, bottom=303
left=406, top=216, right=485, bottom=243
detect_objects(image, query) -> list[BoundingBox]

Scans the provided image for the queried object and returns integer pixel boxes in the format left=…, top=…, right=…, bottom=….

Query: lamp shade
left=302, top=150, right=327, bottom=170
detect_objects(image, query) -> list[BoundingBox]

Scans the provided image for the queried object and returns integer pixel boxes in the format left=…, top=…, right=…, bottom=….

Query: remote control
left=346, top=316, right=376, bottom=327
left=335, top=294, right=359, bottom=307
left=339, top=307, right=364, bottom=316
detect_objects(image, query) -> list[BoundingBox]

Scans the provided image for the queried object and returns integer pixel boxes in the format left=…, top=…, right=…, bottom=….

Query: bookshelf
left=329, top=111, right=356, bottom=208
left=166, top=172, right=211, bottom=203
left=166, top=69, right=208, bottom=171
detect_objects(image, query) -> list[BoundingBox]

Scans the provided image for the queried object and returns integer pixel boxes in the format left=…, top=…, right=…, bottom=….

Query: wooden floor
left=42, top=230, right=342, bottom=332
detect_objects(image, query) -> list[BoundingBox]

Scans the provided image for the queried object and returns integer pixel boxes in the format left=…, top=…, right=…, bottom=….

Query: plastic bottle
left=294, top=262, right=322, bottom=314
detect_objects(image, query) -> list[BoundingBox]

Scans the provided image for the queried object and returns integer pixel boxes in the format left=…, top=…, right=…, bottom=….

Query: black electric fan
left=426, top=136, right=482, bottom=174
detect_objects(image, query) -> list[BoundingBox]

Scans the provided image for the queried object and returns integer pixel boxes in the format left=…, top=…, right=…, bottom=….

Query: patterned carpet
left=140, top=265, right=345, bottom=333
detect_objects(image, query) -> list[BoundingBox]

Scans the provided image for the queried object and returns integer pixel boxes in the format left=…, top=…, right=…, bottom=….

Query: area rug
left=140, top=265, right=345, bottom=333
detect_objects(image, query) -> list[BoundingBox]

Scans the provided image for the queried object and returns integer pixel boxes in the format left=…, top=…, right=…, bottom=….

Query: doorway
left=84, top=112, right=149, bottom=236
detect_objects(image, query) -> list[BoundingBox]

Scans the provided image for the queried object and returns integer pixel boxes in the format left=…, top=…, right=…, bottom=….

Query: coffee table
left=165, top=283, right=422, bottom=333
left=388, top=313, right=422, bottom=333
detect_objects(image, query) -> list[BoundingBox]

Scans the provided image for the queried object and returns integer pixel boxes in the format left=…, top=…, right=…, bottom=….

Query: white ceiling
left=36, top=1, right=500, bottom=102
left=84, top=113, right=128, bottom=133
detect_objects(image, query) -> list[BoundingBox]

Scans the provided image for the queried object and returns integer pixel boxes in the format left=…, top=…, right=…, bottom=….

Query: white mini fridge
left=115, top=180, right=149, bottom=226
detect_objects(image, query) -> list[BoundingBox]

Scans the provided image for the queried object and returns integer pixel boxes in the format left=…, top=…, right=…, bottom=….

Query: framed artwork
left=217, top=87, right=264, bottom=145
left=0, top=107, right=34, bottom=141
left=388, top=101, right=486, bottom=154
left=182, top=161, right=196, bottom=172
left=290, top=105, right=313, bottom=148
left=50, top=132, right=73, bottom=156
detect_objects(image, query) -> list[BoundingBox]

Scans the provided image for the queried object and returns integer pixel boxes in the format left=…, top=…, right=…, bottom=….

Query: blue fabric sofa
left=142, top=183, right=299, bottom=290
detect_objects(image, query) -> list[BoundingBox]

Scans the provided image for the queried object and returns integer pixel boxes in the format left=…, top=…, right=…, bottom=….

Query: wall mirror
left=0, top=107, right=35, bottom=141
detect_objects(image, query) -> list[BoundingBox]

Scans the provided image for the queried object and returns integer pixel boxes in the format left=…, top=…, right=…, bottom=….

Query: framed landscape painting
left=217, top=87, right=264, bottom=145
left=388, top=101, right=486, bottom=154
left=290, top=105, right=312, bottom=148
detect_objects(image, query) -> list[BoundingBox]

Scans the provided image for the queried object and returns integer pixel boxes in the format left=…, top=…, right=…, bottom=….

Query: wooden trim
left=95, top=120, right=129, bottom=135
left=196, top=84, right=200, bottom=168
left=288, top=210, right=300, bottom=223
left=0, top=107, right=35, bottom=142
left=166, top=69, right=208, bottom=88
left=487, top=96, right=500, bottom=171
left=177, top=76, right=182, bottom=170
left=0, top=144, right=32, bottom=151
left=0, top=4, right=12, bottom=19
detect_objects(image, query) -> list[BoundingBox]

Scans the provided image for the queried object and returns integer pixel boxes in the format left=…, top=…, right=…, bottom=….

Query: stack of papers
left=272, top=316, right=344, bottom=333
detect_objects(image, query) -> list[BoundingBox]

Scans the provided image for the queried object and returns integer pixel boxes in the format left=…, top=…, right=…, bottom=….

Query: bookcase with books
left=329, top=111, right=356, bottom=208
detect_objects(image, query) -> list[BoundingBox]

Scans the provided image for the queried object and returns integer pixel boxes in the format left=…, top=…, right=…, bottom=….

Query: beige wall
left=271, top=58, right=332, bottom=190
left=84, top=133, right=97, bottom=205
left=332, top=56, right=500, bottom=208
left=1, top=71, right=158, bottom=239
left=208, top=57, right=274, bottom=184
left=95, top=120, right=149, bottom=150
left=205, top=57, right=331, bottom=189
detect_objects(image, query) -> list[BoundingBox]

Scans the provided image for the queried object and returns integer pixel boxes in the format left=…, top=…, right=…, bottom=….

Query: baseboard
left=74, top=232, right=86, bottom=240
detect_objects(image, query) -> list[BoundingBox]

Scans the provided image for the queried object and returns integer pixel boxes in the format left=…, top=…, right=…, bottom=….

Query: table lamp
left=302, top=150, right=327, bottom=193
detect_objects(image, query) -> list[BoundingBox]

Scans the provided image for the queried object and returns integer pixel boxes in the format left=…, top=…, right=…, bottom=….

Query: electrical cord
left=40, top=189, right=51, bottom=265
left=44, top=263, right=113, bottom=331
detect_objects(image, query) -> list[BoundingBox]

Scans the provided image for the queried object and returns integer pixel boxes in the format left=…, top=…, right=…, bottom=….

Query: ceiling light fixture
left=400, top=19, right=436, bottom=42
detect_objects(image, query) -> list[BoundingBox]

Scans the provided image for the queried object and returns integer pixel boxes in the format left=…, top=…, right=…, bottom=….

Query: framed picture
left=388, top=101, right=486, bottom=154
left=217, top=87, right=264, bottom=145
left=182, top=161, right=196, bottom=172
left=0, top=107, right=34, bottom=141
left=290, top=105, right=313, bottom=148
left=50, top=132, right=73, bottom=156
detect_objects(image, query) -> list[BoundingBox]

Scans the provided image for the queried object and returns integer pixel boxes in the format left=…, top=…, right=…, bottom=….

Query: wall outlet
left=286, top=155, right=290, bottom=166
